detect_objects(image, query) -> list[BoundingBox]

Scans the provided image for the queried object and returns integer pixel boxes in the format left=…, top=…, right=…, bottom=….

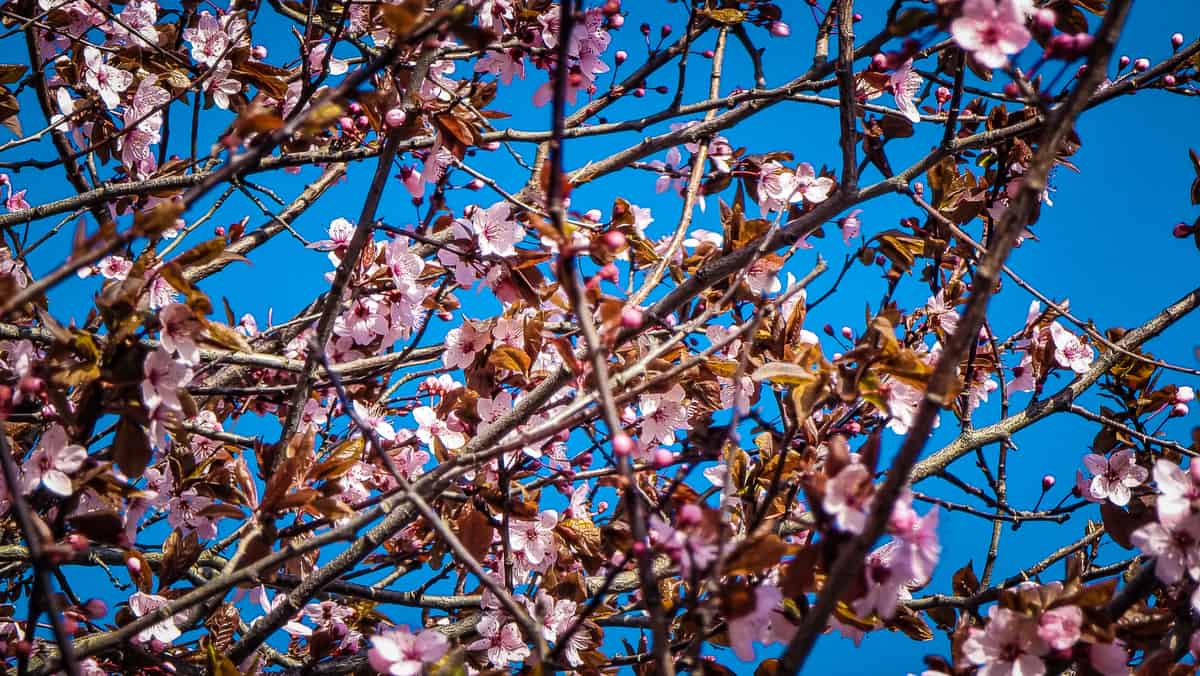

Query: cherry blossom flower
left=639, top=384, right=691, bottom=446
left=184, top=12, right=230, bottom=67
left=307, top=42, right=349, bottom=76
left=648, top=513, right=718, bottom=575
left=83, top=46, right=132, bottom=109
left=890, top=59, right=923, bottom=123
left=413, top=406, right=466, bottom=449
left=107, top=0, right=158, bottom=47
left=352, top=401, right=396, bottom=441
left=204, top=59, right=243, bottom=110
left=142, top=348, right=193, bottom=414
left=1037, top=605, right=1082, bottom=651
left=794, top=163, right=836, bottom=204
left=951, top=0, right=1033, bottom=69
left=443, top=319, right=490, bottom=370
left=888, top=500, right=941, bottom=583
left=368, top=625, right=449, bottom=676
left=469, top=613, right=530, bottom=666
left=727, top=585, right=783, bottom=661
left=962, top=606, right=1049, bottom=676
left=1131, top=513, right=1200, bottom=584
left=464, top=202, right=522, bottom=257
left=128, top=592, right=182, bottom=646
left=1081, top=449, right=1147, bottom=507
left=824, top=462, right=873, bottom=534
left=22, top=425, right=86, bottom=496
left=925, top=290, right=960, bottom=336
left=509, top=511, right=559, bottom=574
left=475, top=48, right=525, bottom=85
left=1153, top=459, right=1199, bottom=527
left=166, top=490, right=219, bottom=539
left=158, top=303, right=202, bottom=365
left=1049, top=322, right=1094, bottom=374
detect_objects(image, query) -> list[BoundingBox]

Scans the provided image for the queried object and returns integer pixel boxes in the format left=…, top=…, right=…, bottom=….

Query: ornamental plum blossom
left=1081, top=449, right=1147, bottom=507
left=1038, top=605, right=1082, bottom=651
left=823, top=462, right=873, bottom=534
left=638, top=384, right=691, bottom=446
left=127, top=592, right=182, bottom=646
left=468, top=613, right=530, bottom=667
left=412, top=406, right=466, bottom=449
left=890, top=59, right=923, bottom=123
left=21, top=425, right=86, bottom=496
left=443, top=319, right=491, bottom=370
left=157, top=303, right=202, bottom=365
left=83, top=46, right=132, bottom=109
left=368, top=625, right=449, bottom=676
left=951, top=0, right=1033, bottom=69
left=509, top=510, right=559, bottom=574
left=727, top=585, right=785, bottom=661
left=962, top=606, right=1049, bottom=676
left=1131, top=513, right=1200, bottom=584
left=1049, top=322, right=1094, bottom=373
left=463, top=202, right=522, bottom=257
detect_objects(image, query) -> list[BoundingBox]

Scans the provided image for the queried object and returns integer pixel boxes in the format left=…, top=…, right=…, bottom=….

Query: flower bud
left=84, top=599, right=108, bottom=619
left=1041, top=474, right=1056, bottom=491
left=769, top=21, right=790, bottom=38
left=1118, top=55, right=1130, bottom=69
left=126, top=557, right=142, bottom=575
left=1189, top=462, right=1200, bottom=484
left=660, top=24, right=672, bottom=38
left=853, top=13, right=863, bottom=22
left=840, top=326, right=853, bottom=340
left=66, top=533, right=89, bottom=552
left=1134, top=57, right=1150, bottom=72
left=621, top=307, right=643, bottom=329
left=338, top=116, right=355, bottom=132
left=466, top=178, right=484, bottom=191
left=935, top=86, right=952, bottom=106
left=251, top=45, right=268, bottom=60
left=1172, top=33, right=1185, bottom=49
left=1172, top=402, right=1189, bottom=417
left=348, top=102, right=363, bottom=114
left=640, top=22, right=651, bottom=36
left=871, top=53, right=889, bottom=70
left=1003, top=81, right=1021, bottom=97
left=631, top=540, right=647, bottom=555
left=612, top=432, right=635, bottom=457
left=614, top=49, right=628, bottom=65
left=678, top=503, right=702, bottom=527
left=355, top=115, right=369, bottom=130
left=602, top=0, right=621, bottom=14
left=702, top=49, right=714, bottom=58
left=1177, top=386, right=1195, bottom=403
left=653, top=447, right=674, bottom=468
left=1172, top=222, right=1193, bottom=238
left=1035, top=8, right=1056, bottom=31
left=633, top=87, right=646, bottom=97
left=823, top=323, right=835, bottom=336
left=1165, top=74, right=1177, bottom=86
left=608, top=13, right=624, bottom=28
left=654, top=85, right=669, bottom=94
left=385, top=108, right=407, bottom=127
left=603, top=230, right=626, bottom=250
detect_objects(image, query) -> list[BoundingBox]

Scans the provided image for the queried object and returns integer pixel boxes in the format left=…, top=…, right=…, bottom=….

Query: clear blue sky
left=5, top=0, right=1199, bottom=672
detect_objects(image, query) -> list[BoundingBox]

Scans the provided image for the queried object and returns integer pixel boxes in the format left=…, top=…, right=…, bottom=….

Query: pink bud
left=251, top=45, right=268, bottom=60
left=1041, top=474, right=1056, bottom=491
left=355, top=116, right=369, bottom=130
left=1118, top=55, right=1131, bottom=69
left=1173, top=222, right=1194, bottom=238
left=126, top=557, right=142, bottom=575
left=1190, top=462, right=1200, bottom=484
left=614, top=50, right=628, bottom=65
left=1172, top=33, right=1185, bottom=49
left=1003, top=81, right=1020, bottom=97
left=823, top=323, right=835, bottom=336
left=633, top=87, right=645, bottom=97
left=1177, top=386, right=1195, bottom=403
left=1165, top=74, right=1178, bottom=86
left=660, top=24, right=672, bottom=38
left=602, top=0, right=621, bottom=14
left=1134, top=57, right=1150, bottom=72
left=621, top=307, right=644, bottom=329
left=913, top=181, right=925, bottom=197
left=652, top=447, right=674, bottom=468
left=871, top=53, right=888, bottom=70
left=769, top=21, right=790, bottom=38
left=385, top=108, right=407, bottom=127
left=66, top=534, right=89, bottom=552
left=935, top=86, right=952, bottom=105
left=338, top=116, right=355, bottom=132
left=853, top=12, right=863, bottom=22
left=1035, top=8, right=1056, bottom=31
left=640, top=22, right=651, bottom=36
left=840, top=326, right=853, bottom=340
left=466, top=178, right=484, bottom=191
left=608, top=13, right=625, bottom=28
left=348, top=102, right=363, bottom=114
left=678, top=503, right=702, bottom=527
left=603, top=230, right=626, bottom=250
left=1172, top=402, right=1189, bottom=417
left=631, top=540, right=647, bottom=555
left=612, top=433, right=635, bottom=457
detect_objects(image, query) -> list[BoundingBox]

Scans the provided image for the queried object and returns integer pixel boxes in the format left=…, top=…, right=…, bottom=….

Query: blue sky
left=4, top=0, right=1199, bottom=672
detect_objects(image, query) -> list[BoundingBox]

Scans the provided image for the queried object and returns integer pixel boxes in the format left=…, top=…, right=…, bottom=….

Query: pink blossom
left=925, top=290, right=960, bottom=336
left=204, top=59, right=242, bottom=110
left=1131, top=513, right=1200, bottom=584
left=468, top=613, right=530, bottom=667
left=369, top=625, right=449, bottom=676
left=108, top=0, right=158, bottom=47
left=509, top=510, right=559, bottom=574
left=1081, top=449, right=1147, bottom=507
left=1153, top=459, right=1199, bottom=527
left=648, top=514, right=718, bottom=575
left=127, top=592, right=182, bottom=646
left=83, top=46, right=133, bottom=110
left=475, top=48, right=525, bottom=85
left=727, top=585, right=783, bottom=661
left=951, top=0, right=1033, bottom=70
left=888, top=502, right=941, bottom=583
left=443, top=319, right=490, bottom=370
left=141, top=348, right=193, bottom=414
left=1089, top=642, right=1129, bottom=676
left=158, top=303, right=202, bottom=364
left=413, top=406, right=466, bottom=450
left=638, top=384, right=691, bottom=446
left=352, top=401, right=396, bottom=441
left=1049, top=322, right=1093, bottom=374
left=823, top=462, right=873, bottom=534
left=184, top=12, right=230, bottom=67
left=794, top=162, right=836, bottom=204
left=890, top=59, right=923, bottom=123
left=961, top=606, right=1048, bottom=676
left=839, top=209, right=862, bottom=245
left=464, top=202, right=522, bottom=258
left=1037, top=605, right=1081, bottom=651
left=98, top=255, right=132, bottom=280
left=21, top=425, right=86, bottom=496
